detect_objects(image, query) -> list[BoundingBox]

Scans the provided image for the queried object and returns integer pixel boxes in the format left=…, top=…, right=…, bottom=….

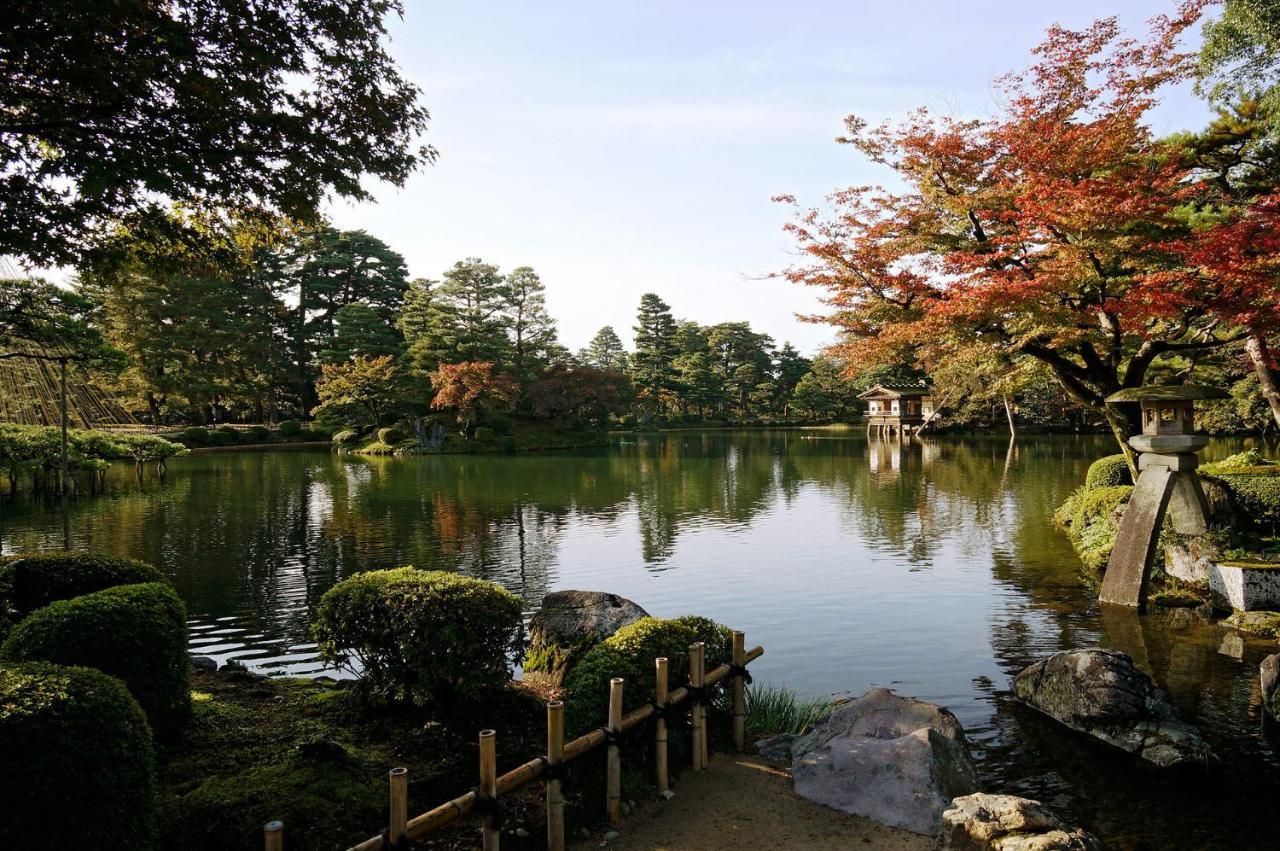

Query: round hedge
left=183, top=426, right=210, bottom=445
left=1085, top=454, right=1132, bottom=490
left=563, top=615, right=731, bottom=736
left=0, top=551, right=169, bottom=619
left=0, top=662, right=156, bottom=850
left=1, top=582, right=191, bottom=734
left=314, top=567, right=524, bottom=705
left=277, top=419, right=302, bottom=436
left=377, top=426, right=405, bottom=445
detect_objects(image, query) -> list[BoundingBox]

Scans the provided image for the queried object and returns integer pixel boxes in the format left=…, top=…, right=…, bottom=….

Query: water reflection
left=3, top=433, right=1280, bottom=848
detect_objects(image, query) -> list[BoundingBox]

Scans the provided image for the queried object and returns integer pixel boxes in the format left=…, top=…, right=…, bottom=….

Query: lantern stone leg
left=1096, top=386, right=1224, bottom=611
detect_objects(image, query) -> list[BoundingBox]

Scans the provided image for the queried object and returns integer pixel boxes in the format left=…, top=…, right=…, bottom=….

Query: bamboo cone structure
left=546, top=700, right=566, bottom=851
left=389, top=767, right=408, bottom=844
left=479, top=730, right=499, bottom=851
left=689, top=643, right=706, bottom=771
left=731, top=631, right=746, bottom=752
left=606, top=678, right=624, bottom=828
left=654, top=657, right=669, bottom=795
left=263, top=820, right=283, bottom=851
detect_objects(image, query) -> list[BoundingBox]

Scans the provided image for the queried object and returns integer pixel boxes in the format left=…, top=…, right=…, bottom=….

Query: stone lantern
left=1098, top=385, right=1226, bottom=609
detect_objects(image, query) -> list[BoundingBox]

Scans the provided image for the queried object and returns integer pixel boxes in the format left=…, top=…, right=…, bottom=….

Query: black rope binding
left=536, top=755, right=568, bottom=782
left=378, top=829, right=410, bottom=851
left=650, top=701, right=683, bottom=722
left=596, top=726, right=623, bottom=747
left=726, top=663, right=754, bottom=685
left=470, top=788, right=508, bottom=829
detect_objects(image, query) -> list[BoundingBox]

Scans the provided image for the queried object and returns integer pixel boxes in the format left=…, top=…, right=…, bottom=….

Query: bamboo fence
left=261, top=634, right=763, bottom=851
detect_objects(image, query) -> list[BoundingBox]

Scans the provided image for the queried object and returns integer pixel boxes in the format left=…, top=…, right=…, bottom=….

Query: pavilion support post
left=546, top=701, right=565, bottom=851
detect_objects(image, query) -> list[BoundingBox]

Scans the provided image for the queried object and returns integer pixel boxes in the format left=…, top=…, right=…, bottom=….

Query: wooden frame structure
left=261, top=635, right=764, bottom=851
left=858, top=383, right=934, bottom=438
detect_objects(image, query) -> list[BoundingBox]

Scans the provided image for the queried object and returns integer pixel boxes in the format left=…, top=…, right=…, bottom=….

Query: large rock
left=1262, top=654, right=1280, bottom=720
left=937, top=793, right=1102, bottom=851
left=791, top=687, right=978, bottom=835
left=522, top=590, right=648, bottom=687
left=1013, top=649, right=1214, bottom=769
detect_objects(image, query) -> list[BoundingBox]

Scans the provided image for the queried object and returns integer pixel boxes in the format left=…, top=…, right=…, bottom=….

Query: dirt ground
left=572, top=754, right=932, bottom=851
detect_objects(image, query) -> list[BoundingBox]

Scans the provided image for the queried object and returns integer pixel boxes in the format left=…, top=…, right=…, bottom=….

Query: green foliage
left=0, top=551, right=168, bottom=619
left=1055, top=485, right=1133, bottom=570
left=745, top=684, right=837, bottom=738
left=332, top=429, right=361, bottom=446
left=320, top=301, right=404, bottom=365
left=0, top=425, right=184, bottom=484
left=1202, top=451, right=1280, bottom=528
left=206, top=428, right=238, bottom=446
left=0, top=663, right=156, bottom=850
left=1, top=583, right=191, bottom=734
left=1085, top=454, right=1133, bottom=489
left=631, top=293, right=679, bottom=415
left=184, top=426, right=211, bottom=445
left=0, top=278, right=124, bottom=367
left=313, top=567, right=524, bottom=705
left=407, top=258, right=513, bottom=372
left=473, top=426, right=496, bottom=444
left=277, top=419, right=301, bottom=436
left=1198, top=0, right=1280, bottom=121
left=245, top=425, right=270, bottom=442
left=376, top=426, right=405, bottom=445
left=563, top=615, right=731, bottom=736
left=582, top=325, right=629, bottom=372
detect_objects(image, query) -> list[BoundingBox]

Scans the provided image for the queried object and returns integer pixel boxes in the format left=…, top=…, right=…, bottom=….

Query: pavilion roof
left=857, top=382, right=932, bottom=400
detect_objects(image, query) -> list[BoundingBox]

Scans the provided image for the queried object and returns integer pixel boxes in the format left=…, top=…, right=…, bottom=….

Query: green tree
left=1198, top=0, right=1280, bottom=120
left=408, top=259, right=512, bottom=373
left=0, top=278, right=119, bottom=367
left=772, top=343, right=812, bottom=417
left=704, top=322, right=775, bottom=418
left=504, top=266, right=558, bottom=388
left=396, top=278, right=436, bottom=350
left=1, top=0, right=431, bottom=266
left=582, top=326, right=629, bottom=372
left=311, top=355, right=406, bottom=428
left=320, top=302, right=403, bottom=364
left=631, top=294, right=679, bottom=417
left=791, top=356, right=862, bottom=421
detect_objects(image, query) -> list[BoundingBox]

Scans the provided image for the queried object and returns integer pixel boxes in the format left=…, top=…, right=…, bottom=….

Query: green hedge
left=563, top=615, right=731, bottom=736
left=1085, top=454, right=1132, bottom=490
left=1054, top=485, right=1133, bottom=570
left=183, top=426, right=210, bottom=445
left=376, top=426, right=404, bottom=445
left=1, top=583, right=191, bottom=734
left=314, top=568, right=524, bottom=705
left=1202, top=450, right=1280, bottom=528
left=0, top=662, right=156, bottom=850
left=0, top=551, right=168, bottom=620
left=277, top=419, right=302, bottom=436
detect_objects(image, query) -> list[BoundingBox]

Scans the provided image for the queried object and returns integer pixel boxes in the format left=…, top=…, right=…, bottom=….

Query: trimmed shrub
left=1, top=582, right=191, bottom=734
left=183, top=426, right=210, bottom=445
left=1055, top=485, right=1133, bottom=570
left=313, top=568, right=524, bottom=705
left=277, top=419, right=302, bottom=436
left=0, top=551, right=169, bottom=619
left=332, top=429, right=360, bottom=446
left=245, top=425, right=271, bottom=442
left=377, top=426, right=405, bottom=445
left=563, top=615, right=731, bottom=736
left=300, top=428, right=331, bottom=441
left=487, top=415, right=514, bottom=436
left=0, top=662, right=156, bottom=850
left=1202, top=451, right=1280, bottom=528
left=473, top=426, right=496, bottom=444
left=1085, top=454, right=1132, bottom=490
left=206, top=429, right=238, bottom=446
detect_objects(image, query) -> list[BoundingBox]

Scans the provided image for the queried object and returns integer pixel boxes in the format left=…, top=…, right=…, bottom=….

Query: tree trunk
left=1002, top=394, right=1017, bottom=438
left=1245, top=333, right=1280, bottom=431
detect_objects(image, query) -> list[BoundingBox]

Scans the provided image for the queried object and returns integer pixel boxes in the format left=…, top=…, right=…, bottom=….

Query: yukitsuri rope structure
left=261, top=633, right=763, bottom=851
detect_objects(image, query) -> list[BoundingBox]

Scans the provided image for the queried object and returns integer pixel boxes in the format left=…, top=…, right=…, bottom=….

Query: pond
left=3, top=430, right=1279, bottom=849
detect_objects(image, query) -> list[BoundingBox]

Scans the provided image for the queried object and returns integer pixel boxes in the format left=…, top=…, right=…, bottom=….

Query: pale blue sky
left=327, top=1, right=1213, bottom=355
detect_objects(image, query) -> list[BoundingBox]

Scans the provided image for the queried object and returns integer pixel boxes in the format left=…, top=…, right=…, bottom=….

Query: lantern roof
left=1105, top=384, right=1227, bottom=404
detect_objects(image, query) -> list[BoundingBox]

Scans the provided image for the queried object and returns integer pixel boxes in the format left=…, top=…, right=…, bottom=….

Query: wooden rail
left=267, top=637, right=763, bottom=851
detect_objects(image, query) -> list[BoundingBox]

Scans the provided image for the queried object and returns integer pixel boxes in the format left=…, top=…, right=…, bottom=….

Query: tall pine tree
left=631, top=293, right=678, bottom=417
left=407, top=258, right=512, bottom=373
left=505, top=266, right=558, bottom=387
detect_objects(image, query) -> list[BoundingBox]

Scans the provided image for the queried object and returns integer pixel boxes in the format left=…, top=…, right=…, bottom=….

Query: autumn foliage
left=429, top=361, right=517, bottom=429
left=778, top=2, right=1280, bottom=444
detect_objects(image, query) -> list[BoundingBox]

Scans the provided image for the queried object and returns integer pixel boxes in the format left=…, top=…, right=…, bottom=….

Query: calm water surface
left=3, top=431, right=1279, bottom=849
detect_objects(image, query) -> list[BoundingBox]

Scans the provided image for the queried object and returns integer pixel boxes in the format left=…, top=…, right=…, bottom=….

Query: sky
left=327, top=0, right=1215, bottom=356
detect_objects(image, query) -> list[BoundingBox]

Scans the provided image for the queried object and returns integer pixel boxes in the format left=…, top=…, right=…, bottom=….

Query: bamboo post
left=731, top=631, right=746, bottom=752
left=606, top=677, right=624, bottom=828
left=689, top=642, right=706, bottom=771
left=479, top=729, right=499, bottom=851
left=654, top=657, right=670, bottom=795
left=389, top=767, right=408, bottom=846
left=263, top=820, right=283, bottom=851
left=546, top=700, right=565, bottom=851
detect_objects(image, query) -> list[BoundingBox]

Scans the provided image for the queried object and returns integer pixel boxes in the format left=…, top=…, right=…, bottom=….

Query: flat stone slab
left=1209, top=562, right=1280, bottom=611
left=937, top=793, right=1102, bottom=850
left=1013, top=649, right=1215, bottom=769
left=1128, top=435, right=1208, bottom=454
left=792, top=687, right=978, bottom=835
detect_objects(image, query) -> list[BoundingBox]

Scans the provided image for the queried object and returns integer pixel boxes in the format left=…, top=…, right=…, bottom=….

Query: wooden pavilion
left=858, top=383, right=934, bottom=437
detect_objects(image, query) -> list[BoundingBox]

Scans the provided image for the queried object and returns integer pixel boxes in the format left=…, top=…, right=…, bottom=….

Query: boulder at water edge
left=1262, top=654, right=1280, bottom=720
left=1013, top=648, right=1214, bottom=769
left=937, top=793, right=1102, bottom=851
left=522, top=590, right=648, bottom=686
left=791, top=687, right=979, bottom=835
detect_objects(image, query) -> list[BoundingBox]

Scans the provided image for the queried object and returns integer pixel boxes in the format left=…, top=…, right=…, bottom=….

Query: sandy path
left=573, top=755, right=931, bottom=851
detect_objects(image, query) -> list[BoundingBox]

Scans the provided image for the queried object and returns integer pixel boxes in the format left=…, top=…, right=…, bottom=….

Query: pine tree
left=583, top=326, right=629, bottom=371
left=407, top=258, right=512, bottom=373
left=505, top=266, right=558, bottom=386
left=631, top=293, right=679, bottom=416
left=396, top=278, right=436, bottom=349
left=320, top=302, right=404, bottom=364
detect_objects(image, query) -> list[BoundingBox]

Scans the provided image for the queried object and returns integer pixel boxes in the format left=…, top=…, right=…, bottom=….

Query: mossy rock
left=1055, top=485, right=1133, bottom=570
left=0, top=662, right=157, bottom=850
left=523, top=590, right=649, bottom=687
left=1222, top=610, right=1280, bottom=637
left=1149, top=588, right=1204, bottom=608
left=376, top=426, right=405, bottom=445
left=1085, top=454, right=1133, bottom=490
left=1, top=582, right=191, bottom=734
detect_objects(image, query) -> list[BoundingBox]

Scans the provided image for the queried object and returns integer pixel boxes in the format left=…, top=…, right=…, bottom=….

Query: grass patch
left=744, top=683, right=836, bottom=739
